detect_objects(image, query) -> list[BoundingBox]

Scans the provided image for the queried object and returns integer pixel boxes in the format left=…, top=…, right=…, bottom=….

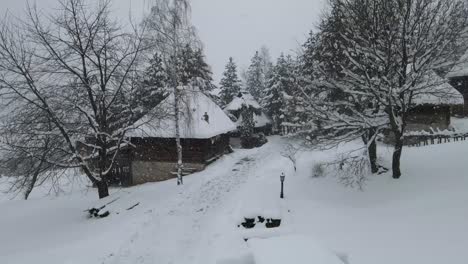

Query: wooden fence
left=405, top=132, right=468, bottom=147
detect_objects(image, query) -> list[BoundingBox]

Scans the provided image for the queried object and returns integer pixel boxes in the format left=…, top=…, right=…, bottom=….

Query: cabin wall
left=127, top=134, right=231, bottom=185
left=406, top=105, right=450, bottom=132
left=449, top=77, right=468, bottom=116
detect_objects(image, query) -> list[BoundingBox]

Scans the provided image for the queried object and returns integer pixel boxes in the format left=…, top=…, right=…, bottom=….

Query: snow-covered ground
left=451, top=117, right=468, bottom=133
left=1, top=136, right=467, bottom=264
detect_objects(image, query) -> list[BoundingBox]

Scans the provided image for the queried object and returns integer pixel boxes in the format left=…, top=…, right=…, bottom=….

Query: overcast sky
left=2, top=0, right=325, bottom=83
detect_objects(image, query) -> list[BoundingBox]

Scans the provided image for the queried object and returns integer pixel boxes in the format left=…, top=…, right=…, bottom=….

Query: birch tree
left=144, top=0, right=196, bottom=185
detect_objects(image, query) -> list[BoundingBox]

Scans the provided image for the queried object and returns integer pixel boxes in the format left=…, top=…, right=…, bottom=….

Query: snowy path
left=106, top=143, right=277, bottom=264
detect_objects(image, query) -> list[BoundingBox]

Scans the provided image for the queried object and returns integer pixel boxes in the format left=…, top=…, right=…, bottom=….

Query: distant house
left=224, top=91, right=272, bottom=134
left=446, top=50, right=468, bottom=116
left=406, top=71, right=464, bottom=132
left=109, top=88, right=236, bottom=186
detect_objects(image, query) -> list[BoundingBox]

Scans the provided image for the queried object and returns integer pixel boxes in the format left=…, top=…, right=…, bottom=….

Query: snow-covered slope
left=1, top=137, right=467, bottom=264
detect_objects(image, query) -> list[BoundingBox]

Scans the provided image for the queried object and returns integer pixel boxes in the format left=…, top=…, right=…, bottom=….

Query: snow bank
left=451, top=117, right=468, bottom=133
left=248, top=235, right=344, bottom=264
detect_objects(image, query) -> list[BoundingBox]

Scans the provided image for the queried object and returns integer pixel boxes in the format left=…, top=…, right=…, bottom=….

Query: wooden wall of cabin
left=130, top=135, right=230, bottom=164
left=127, top=134, right=230, bottom=185
left=449, top=77, right=468, bottom=116
left=406, top=105, right=450, bottom=131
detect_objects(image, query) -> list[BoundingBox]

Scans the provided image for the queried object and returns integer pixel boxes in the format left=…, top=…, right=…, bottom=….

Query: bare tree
left=281, top=143, right=299, bottom=172
left=0, top=0, right=149, bottom=198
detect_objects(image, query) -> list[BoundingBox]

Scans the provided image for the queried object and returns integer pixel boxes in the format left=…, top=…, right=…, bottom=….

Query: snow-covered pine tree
left=259, top=46, right=274, bottom=87
left=245, top=47, right=273, bottom=102
left=238, top=104, right=255, bottom=145
left=264, top=54, right=303, bottom=132
left=136, top=52, right=168, bottom=113
left=219, top=57, right=241, bottom=106
left=246, top=51, right=264, bottom=100
left=177, top=44, right=214, bottom=92
left=283, top=55, right=306, bottom=125
left=313, top=0, right=348, bottom=81
left=264, top=54, right=288, bottom=129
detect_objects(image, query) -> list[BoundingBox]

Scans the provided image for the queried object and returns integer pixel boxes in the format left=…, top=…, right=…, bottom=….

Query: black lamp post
left=280, top=172, right=285, bottom=199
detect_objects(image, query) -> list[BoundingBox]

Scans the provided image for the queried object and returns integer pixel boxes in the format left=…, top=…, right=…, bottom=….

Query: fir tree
left=219, top=57, right=241, bottom=106
left=264, top=54, right=297, bottom=129
left=246, top=51, right=263, bottom=100
left=137, top=52, right=168, bottom=111
left=176, top=44, right=214, bottom=91
left=245, top=47, right=273, bottom=102
left=238, top=104, right=255, bottom=139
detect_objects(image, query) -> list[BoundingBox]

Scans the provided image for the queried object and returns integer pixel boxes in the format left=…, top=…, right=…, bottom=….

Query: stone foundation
left=131, top=161, right=205, bottom=185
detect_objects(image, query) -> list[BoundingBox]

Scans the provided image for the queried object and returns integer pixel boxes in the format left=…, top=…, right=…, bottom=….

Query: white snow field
left=1, top=136, right=468, bottom=264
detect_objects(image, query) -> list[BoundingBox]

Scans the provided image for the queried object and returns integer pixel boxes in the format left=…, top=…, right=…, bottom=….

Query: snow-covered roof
left=128, top=88, right=236, bottom=139
left=224, top=91, right=261, bottom=111
left=236, top=111, right=272, bottom=128
left=447, top=50, right=468, bottom=78
left=412, top=71, right=464, bottom=106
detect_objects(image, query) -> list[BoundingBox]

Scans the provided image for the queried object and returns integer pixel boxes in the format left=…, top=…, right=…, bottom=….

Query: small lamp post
left=280, top=172, right=285, bottom=199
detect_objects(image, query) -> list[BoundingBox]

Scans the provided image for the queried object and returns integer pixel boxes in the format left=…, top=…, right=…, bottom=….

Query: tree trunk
left=392, top=136, right=404, bottom=179
left=368, top=138, right=378, bottom=174
left=24, top=166, right=40, bottom=200
left=96, top=180, right=109, bottom=199
left=174, top=86, right=183, bottom=186
left=25, top=140, right=49, bottom=200
left=363, top=128, right=378, bottom=174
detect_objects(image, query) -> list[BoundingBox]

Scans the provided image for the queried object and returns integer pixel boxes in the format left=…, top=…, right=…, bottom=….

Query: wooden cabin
left=406, top=71, right=464, bottom=133
left=109, top=89, right=236, bottom=186
left=224, top=91, right=273, bottom=135
left=447, top=52, right=468, bottom=116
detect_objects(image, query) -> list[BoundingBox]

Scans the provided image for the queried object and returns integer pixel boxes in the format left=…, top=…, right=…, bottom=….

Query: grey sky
left=2, top=0, right=325, bottom=83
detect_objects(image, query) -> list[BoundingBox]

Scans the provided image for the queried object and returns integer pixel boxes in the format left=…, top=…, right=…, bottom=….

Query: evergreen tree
left=245, top=47, right=273, bottom=102
left=238, top=104, right=255, bottom=139
left=264, top=54, right=297, bottom=129
left=176, top=44, right=214, bottom=91
left=300, top=31, right=320, bottom=81
left=219, top=57, right=241, bottom=106
left=136, top=52, right=168, bottom=111
left=313, top=0, right=348, bottom=79
left=246, top=51, right=264, bottom=100
left=283, top=55, right=306, bottom=124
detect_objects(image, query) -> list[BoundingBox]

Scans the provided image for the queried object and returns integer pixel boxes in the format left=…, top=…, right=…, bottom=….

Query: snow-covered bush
left=312, top=153, right=371, bottom=190
left=312, top=163, right=325, bottom=178
left=241, top=133, right=268, bottom=149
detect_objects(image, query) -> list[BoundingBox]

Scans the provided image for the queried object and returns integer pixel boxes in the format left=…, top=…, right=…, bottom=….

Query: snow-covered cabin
left=224, top=91, right=272, bottom=134
left=447, top=50, right=468, bottom=116
left=110, top=88, right=236, bottom=186
left=407, top=71, right=464, bottom=132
